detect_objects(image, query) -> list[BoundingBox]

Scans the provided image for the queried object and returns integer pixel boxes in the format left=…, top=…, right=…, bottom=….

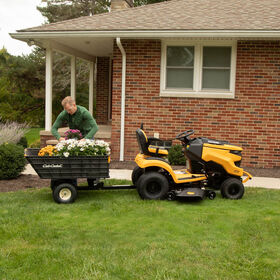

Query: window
left=166, top=46, right=194, bottom=89
left=202, top=47, right=231, bottom=90
left=161, top=41, right=237, bottom=98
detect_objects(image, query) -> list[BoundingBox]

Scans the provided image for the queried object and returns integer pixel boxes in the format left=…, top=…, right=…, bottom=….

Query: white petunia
left=106, top=147, right=111, bottom=155
left=54, top=138, right=110, bottom=156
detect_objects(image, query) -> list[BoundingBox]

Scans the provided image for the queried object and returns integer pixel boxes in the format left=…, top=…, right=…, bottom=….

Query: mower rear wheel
left=220, top=177, right=244, bottom=199
left=137, top=172, right=169, bottom=200
left=132, top=166, right=144, bottom=185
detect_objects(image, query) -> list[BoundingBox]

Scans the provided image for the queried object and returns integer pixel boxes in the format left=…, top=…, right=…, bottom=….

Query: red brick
left=110, top=39, right=280, bottom=168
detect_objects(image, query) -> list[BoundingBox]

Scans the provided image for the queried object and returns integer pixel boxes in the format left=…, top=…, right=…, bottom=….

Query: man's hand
left=80, top=138, right=86, bottom=142
left=59, top=137, right=66, bottom=142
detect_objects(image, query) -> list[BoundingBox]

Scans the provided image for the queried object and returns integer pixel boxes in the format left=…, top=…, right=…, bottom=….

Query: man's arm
left=51, top=111, right=67, bottom=140
left=83, top=111, right=99, bottom=139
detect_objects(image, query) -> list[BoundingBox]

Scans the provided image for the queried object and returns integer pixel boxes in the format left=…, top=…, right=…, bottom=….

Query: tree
left=0, top=48, right=45, bottom=125
left=37, top=0, right=110, bottom=23
left=37, top=0, right=168, bottom=24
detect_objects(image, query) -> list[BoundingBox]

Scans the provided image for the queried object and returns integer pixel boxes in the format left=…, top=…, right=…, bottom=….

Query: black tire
left=51, top=179, right=58, bottom=192
left=51, top=179, right=77, bottom=191
left=137, top=172, right=169, bottom=200
left=167, top=191, right=176, bottom=201
left=208, top=191, right=216, bottom=200
left=220, top=177, right=244, bottom=199
left=132, top=166, right=144, bottom=185
left=53, top=183, right=77, bottom=204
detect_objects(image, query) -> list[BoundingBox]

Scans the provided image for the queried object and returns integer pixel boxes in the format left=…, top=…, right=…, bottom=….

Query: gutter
left=116, top=37, right=126, bottom=162
left=10, top=30, right=280, bottom=39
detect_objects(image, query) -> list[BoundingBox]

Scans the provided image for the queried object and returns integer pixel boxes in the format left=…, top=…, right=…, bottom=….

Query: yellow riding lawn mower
left=133, top=125, right=252, bottom=201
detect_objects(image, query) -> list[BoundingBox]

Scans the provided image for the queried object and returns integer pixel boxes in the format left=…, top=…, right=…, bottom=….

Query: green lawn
left=0, top=182, right=279, bottom=280
left=25, top=128, right=43, bottom=146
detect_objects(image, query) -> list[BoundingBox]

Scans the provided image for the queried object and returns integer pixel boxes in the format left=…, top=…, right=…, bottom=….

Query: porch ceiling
left=51, top=36, right=114, bottom=57
left=11, top=35, right=114, bottom=59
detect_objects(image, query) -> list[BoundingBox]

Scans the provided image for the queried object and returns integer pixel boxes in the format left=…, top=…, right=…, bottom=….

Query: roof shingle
left=20, top=0, right=280, bottom=32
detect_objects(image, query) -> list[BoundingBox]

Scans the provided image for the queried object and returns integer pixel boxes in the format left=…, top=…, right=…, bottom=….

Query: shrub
left=17, top=136, right=28, bottom=148
left=0, top=143, right=26, bottom=179
left=0, top=118, right=29, bottom=145
left=168, top=144, right=186, bottom=166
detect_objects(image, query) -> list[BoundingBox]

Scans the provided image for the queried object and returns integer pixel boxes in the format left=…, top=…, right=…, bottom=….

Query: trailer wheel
left=53, top=183, right=77, bottom=204
left=132, top=166, right=144, bottom=185
left=220, top=178, right=244, bottom=199
left=137, top=172, right=169, bottom=200
left=51, top=179, right=77, bottom=191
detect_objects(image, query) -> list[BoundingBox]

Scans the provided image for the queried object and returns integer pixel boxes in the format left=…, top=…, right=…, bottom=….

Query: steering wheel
left=176, top=129, right=194, bottom=141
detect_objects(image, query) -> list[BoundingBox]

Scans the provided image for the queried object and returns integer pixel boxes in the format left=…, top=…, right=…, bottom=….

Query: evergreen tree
left=37, top=0, right=110, bottom=23
left=0, top=48, right=45, bottom=125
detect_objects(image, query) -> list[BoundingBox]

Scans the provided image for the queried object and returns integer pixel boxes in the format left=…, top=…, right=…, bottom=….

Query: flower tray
left=25, top=151, right=109, bottom=180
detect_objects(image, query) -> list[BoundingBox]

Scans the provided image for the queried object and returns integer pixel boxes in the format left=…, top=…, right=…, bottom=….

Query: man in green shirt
left=51, top=96, right=98, bottom=141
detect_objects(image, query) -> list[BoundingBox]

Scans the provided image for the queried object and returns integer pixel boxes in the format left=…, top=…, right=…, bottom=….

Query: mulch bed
left=0, top=161, right=279, bottom=193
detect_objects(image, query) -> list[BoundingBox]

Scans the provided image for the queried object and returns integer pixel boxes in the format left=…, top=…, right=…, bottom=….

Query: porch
left=37, top=47, right=113, bottom=149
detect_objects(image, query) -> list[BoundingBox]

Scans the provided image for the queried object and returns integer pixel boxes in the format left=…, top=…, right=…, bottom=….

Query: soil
left=0, top=161, right=279, bottom=193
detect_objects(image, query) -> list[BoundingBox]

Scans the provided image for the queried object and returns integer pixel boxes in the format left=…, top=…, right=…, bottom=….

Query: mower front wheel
left=137, top=172, right=169, bottom=200
left=220, top=177, right=244, bottom=199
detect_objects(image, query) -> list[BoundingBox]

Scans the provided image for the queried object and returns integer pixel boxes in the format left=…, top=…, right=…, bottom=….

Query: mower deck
left=167, top=188, right=216, bottom=201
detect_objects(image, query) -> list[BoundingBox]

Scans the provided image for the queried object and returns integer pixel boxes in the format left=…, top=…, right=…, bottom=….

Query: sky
left=0, top=0, right=45, bottom=56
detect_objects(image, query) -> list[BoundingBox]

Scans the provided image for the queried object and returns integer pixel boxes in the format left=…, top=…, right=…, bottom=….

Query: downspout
left=116, top=38, right=126, bottom=161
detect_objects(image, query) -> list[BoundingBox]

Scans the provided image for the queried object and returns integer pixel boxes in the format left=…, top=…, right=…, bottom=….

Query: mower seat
left=148, top=145, right=168, bottom=155
left=136, top=128, right=168, bottom=156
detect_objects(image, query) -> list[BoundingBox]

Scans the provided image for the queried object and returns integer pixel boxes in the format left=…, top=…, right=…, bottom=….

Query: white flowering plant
left=54, top=139, right=110, bottom=157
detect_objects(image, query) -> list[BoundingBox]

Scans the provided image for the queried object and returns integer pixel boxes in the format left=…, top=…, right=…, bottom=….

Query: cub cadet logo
left=42, top=164, right=63, bottom=168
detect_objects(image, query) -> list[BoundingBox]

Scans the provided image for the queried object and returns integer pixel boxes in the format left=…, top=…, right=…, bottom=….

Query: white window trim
left=160, top=40, right=237, bottom=99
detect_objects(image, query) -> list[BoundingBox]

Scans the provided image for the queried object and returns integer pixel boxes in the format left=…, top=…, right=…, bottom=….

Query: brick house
left=11, top=0, right=280, bottom=168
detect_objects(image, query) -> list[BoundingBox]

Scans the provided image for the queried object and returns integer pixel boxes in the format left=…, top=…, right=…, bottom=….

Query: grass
left=24, top=128, right=43, bottom=146
left=0, top=181, right=280, bottom=280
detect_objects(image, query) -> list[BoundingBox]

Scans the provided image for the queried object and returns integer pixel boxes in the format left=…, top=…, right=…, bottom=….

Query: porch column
left=89, top=61, right=94, bottom=115
left=70, top=55, right=76, bottom=101
left=45, top=48, right=53, bottom=131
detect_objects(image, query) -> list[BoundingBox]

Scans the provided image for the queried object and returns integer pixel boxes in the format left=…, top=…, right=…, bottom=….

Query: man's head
left=62, top=96, right=77, bottom=115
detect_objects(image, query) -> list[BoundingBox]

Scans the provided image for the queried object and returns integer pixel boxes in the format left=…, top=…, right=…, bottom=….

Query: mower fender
left=202, top=148, right=243, bottom=177
left=135, top=153, right=176, bottom=182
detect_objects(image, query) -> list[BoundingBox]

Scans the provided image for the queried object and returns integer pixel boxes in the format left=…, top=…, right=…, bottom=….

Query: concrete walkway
left=22, top=164, right=280, bottom=190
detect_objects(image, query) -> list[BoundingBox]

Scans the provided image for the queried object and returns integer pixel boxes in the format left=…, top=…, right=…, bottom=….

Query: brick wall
left=96, top=57, right=110, bottom=124
left=111, top=40, right=280, bottom=168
